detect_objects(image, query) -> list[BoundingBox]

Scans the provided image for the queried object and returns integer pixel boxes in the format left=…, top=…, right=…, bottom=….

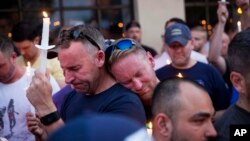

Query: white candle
left=35, top=11, right=55, bottom=74
left=237, top=21, right=242, bottom=32
left=41, top=17, right=50, bottom=46
left=25, top=61, right=31, bottom=89
left=147, top=122, right=153, bottom=136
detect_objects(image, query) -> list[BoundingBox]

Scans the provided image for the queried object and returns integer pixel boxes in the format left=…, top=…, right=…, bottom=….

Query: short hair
left=165, top=17, right=186, bottom=29
left=228, top=28, right=250, bottom=77
left=191, top=25, right=207, bottom=38
left=56, top=24, right=105, bottom=52
left=152, top=77, right=206, bottom=120
left=11, top=20, right=41, bottom=42
left=125, top=21, right=141, bottom=31
left=0, top=35, right=15, bottom=57
left=107, top=39, right=147, bottom=72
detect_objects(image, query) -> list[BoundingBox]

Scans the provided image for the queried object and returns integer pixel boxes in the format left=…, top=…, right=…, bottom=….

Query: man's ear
left=146, top=51, right=155, bottom=68
left=95, top=50, right=105, bottom=67
left=33, top=36, right=41, bottom=45
left=230, top=71, right=246, bottom=94
left=152, top=113, right=173, bottom=140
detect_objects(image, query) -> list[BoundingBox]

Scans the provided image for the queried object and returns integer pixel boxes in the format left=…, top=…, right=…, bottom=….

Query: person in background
left=26, top=25, right=146, bottom=141
left=0, top=35, right=59, bottom=141
left=152, top=78, right=217, bottom=141
left=213, top=28, right=250, bottom=141
left=124, top=21, right=158, bottom=57
left=11, top=20, right=65, bottom=88
left=208, top=1, right=238, bottom=104
left=154, top=17, right=208, bottom=71
left=191, top=25, right=209, bottom=56
left=156, top=23, right=230, bottom=114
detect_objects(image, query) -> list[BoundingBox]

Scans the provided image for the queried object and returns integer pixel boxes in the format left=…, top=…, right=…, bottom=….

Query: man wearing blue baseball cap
left=156, top=23, right=230, bottom=119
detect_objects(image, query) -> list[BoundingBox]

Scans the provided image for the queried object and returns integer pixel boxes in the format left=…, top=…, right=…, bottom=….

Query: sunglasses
left=112, top=38, right=136, bottom=52
left=105, top=38, right=136, bottom=62
left=70, top=29, right=101, bottom=50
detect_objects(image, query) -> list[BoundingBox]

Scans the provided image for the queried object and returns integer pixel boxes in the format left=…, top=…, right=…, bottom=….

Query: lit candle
left=35, top=11, right=55, bottom=74
left=25, top=61, right=31, bottom=89
left=166, top=59, right=171, bottom=65
left=237, top=21, right=242, bottom=32
left=176, top=73, right=183, bottom=78
left=147, top=121, right=153, bottom=136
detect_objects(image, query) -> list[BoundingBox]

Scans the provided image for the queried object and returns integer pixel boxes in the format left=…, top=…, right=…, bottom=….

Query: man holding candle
left=0, top=35, right=60, bottom=141
left=11, top=21, right=65, bottom=88
left=26, top=25, right=146, bottom=140
left=156, top=23, right=230, bottom=115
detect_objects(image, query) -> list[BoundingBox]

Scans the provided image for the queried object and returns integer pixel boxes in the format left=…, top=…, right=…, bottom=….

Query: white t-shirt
left=0, top=69, right=60, bottom=141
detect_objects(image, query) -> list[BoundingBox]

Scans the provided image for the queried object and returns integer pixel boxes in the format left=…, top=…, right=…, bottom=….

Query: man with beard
left=152, top=78, right=217, bottom=141
left=26, top=25, right=146, bottom=141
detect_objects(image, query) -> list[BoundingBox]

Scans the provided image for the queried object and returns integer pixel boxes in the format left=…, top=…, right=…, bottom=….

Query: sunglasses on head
left=70, top=29, right=101, bottom=50
left=105, top=38, right=136, bottom=62
left=112, top=38, right=136, bottom=52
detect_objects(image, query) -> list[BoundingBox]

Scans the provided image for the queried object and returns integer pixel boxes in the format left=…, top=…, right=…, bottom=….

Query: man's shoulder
left=106, top=83, right=136, bottom=96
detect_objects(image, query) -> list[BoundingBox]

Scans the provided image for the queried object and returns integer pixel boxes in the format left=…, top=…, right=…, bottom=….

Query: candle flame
left=148, top=122, right=152, bottom=129
left=237, top=7, right=243, bottom=15
left=27, top=61, right=31, bottom=76
left=166, top=59, right=171, bottom=65
left=177, top=73, right=183, bottom=78
left=27, top=61, right=31, bottom=68
left=43, top=11, right=48, bottom=18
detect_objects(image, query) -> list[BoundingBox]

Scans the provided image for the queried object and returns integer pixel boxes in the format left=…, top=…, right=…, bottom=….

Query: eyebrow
left=192, top=111, right=214, bottom=118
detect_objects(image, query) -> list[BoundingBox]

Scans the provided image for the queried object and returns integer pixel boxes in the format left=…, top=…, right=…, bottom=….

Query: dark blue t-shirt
left=213, top=105, right=250, bottom=141
left=156, top=62, right=230, bottom=111
left=53, top=83, right=146, bottom=125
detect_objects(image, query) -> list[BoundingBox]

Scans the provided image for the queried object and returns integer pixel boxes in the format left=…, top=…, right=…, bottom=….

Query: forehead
left=111, top=54, right=148, bottom=75
left=127, top=26, right=141, bottom=32
left=14, top=40, right=33, bottom=48
left=58, top=42, right=90, bottom=63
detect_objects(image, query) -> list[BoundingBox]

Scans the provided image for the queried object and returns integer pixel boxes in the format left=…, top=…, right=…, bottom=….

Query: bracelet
left=40, top=111, right=60, bottom=126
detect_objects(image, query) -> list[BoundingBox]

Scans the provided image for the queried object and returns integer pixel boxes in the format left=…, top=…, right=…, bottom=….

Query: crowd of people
left=1, top=1, right=250, bottom=141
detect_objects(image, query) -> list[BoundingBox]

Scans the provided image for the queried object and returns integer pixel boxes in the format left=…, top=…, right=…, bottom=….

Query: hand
left=26, top=71, right=56, bottom=117
left=26, top=112, right=45, bottom=138
left=217, top=2, right=229, bottom=24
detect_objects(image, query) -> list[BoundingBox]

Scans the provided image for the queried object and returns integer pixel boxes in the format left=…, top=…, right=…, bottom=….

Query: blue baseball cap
left=165, top=23, right=191, bottom=47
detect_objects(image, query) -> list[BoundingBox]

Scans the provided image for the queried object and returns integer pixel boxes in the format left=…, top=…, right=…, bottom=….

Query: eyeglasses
left=70, top=29, right=101, bottom=50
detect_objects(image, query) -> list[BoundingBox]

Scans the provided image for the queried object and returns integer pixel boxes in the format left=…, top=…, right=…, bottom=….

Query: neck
left=92, top=69, right=116, bottom=94
left=236, top=96, right=250, bottom=113
left=4, top=65, right=25, bottom=84
left=171, top=59, right=197, bottom=69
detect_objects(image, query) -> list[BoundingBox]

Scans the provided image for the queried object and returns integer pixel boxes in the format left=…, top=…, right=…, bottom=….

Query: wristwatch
left=40, top=111, right=60, bottom=125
